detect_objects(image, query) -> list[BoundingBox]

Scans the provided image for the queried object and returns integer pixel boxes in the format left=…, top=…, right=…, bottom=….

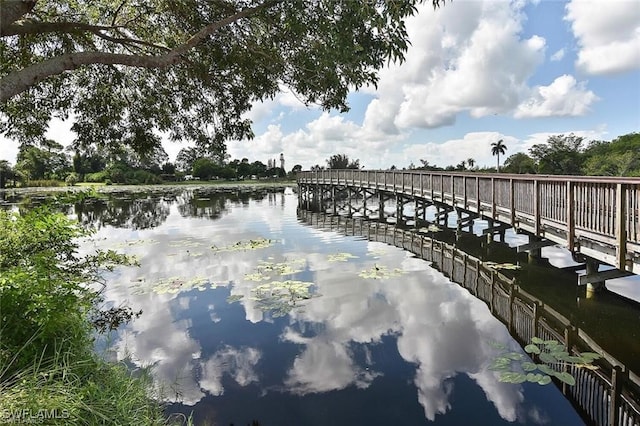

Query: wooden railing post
left=533, top=301, right=540, bottom=338
left=451, top=175, right=454, bottom=204
left=491, top=177, right=496, bottom=219
left=490, top=271, right=496, bottom=314
left=616, top=183, right=627, bottom=270
left=508, top=285, right=515, bottom=333
left=608, top=366, right=624, bottom=426
left=534, top=180, right=541, bottom=236
left=430, top=174, right=434, bottom=201
left=463, top=176, right=468, bottom=209
left=475, top=176, right=480, bottom=215
left=567, top=181, right=575, bottom=251
left=510, top=179, right=516, bottom=227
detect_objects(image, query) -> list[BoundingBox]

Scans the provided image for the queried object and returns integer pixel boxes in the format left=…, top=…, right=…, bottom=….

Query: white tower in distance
left=280, top=153, right=285, bottom=170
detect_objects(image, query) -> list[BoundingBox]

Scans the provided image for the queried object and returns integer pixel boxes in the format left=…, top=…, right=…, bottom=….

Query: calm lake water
left=8, top=186, right=637, bottom=425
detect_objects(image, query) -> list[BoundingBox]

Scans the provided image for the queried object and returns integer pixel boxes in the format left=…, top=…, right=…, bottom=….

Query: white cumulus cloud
left=565, top=0, right=640, bottom=75
left=367, top=0, right=546, bottom=131
left=515, top=74, right=599, bottom=118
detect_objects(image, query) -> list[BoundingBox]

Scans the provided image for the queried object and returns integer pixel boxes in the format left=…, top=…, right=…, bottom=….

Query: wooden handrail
left=297, top=209, right=640, bottom=426
left=298, top=170, right=640, bottom=273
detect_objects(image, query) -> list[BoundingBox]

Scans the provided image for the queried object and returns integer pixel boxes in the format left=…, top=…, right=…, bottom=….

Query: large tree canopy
left=1, top=0, right=445, bottom=155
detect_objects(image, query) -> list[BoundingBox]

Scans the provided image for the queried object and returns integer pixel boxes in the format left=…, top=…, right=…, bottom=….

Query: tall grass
left=0, top=350, right=169, bottom=424
left=0, top=206, right=187, bottom=425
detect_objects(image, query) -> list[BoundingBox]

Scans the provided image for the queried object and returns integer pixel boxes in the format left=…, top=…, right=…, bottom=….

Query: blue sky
left=1, top=0, right=639, bottom=170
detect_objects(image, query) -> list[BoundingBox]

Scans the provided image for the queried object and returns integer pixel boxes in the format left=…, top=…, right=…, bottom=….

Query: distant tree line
left=1, top=132, right=637, bottom=189
left=0, top=141, right=301, bottom=189
left=407, top=133, right=639, bottom=176
left=501, top=133, right=639, bottom=176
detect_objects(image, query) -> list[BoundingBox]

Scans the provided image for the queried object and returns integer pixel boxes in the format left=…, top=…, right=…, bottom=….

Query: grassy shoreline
left=0, top=206, right=190, bottom=425
left=0, top=179, right=297, bottom=195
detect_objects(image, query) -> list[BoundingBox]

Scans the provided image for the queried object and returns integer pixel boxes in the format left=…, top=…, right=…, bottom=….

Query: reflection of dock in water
left=297, top=209, right=640, bottom=426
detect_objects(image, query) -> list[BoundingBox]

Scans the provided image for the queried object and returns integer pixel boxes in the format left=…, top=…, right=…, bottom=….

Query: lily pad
left=489, top=337, right=598, bottom=387
left=212, top=238, right=274, bottom=252
left=244, top=272, right=270, bottom=282
left=539, top=352, right=558, bottom=364
left=553, top=371, right=576, bottom=386
left=538, top=375, right=552, bottom=385
left=524, top=344, right=541, bottom=354
left=132, top=276, right=210, bottom=295
left=327, top=252, right=359, bottom=262
left=359, top=265, right=406, bottom=280
left=499, top=372, right=528, bottom=384
left=250, top=280, right=315, bottom=317
left=257, top=259, right=305, bottom=276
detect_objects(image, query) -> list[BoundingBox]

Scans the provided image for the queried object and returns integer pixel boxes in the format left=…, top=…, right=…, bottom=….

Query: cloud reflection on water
left=91, top=193, right=554, bottom=423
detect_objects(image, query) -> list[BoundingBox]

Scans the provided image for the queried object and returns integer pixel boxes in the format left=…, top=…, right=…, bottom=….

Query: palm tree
left=491, top=139, right=507, bottom=172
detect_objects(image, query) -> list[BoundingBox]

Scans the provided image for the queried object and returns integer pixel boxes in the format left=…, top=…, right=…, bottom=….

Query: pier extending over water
left=298, top=170, right=640, bottom=284
left=298, top=208, right=640, bottom=426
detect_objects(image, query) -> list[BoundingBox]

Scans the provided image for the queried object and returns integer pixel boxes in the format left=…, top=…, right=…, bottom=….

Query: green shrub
left=126, top=170, right=162, bottom=185
left=0, top=207, right=172, bottom=425
left=0, top=208, right=131, bottom=373
left=85, top=171, right=109, bottom=183
left=108, top=168, right=126, bottom=184
left=65, top=172, right=79, bottom=186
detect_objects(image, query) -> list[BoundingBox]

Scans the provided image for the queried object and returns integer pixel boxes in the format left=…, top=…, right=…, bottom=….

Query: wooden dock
left=298, top=209, right=640, bottom=426
left=298, top=170, right=640, bottom=277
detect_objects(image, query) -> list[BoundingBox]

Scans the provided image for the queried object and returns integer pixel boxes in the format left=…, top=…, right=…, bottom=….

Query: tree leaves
left=1, top=0, right=446, bottom=155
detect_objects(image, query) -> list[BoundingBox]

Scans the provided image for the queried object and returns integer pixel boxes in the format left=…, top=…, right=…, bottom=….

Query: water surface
left=58, top=188, right=592, bottom=425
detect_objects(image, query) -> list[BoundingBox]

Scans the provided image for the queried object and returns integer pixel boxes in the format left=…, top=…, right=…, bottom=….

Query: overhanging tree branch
left=0, top=0, right=277, bottom=102
left=0, top=0, right=36, bottom=30
left=1, top=20, right=125, bottom=37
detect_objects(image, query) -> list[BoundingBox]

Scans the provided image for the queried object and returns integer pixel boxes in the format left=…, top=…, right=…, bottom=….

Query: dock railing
left=298, top=170, right=640, bottom=274
left=298, top=209, right=640, bottom=426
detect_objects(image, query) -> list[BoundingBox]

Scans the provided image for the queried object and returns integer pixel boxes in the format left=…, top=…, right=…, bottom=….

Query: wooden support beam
left=482, top=222, right=510, bottom=235
left=517, top=239, right=556, bottom=252
left=579, top=268, right=634, bottom=285
left=560, top=264, right=586, bottom=272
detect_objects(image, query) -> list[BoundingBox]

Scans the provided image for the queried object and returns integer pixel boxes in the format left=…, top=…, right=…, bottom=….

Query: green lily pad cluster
left=244, top=259, right=305, bottom=282
left=249, top=280, right=315, bottom=317
left=258, top=259, right=305, bottom=275
left=485, top=261, right=521, bottom=271
left=211, top=238, right=274, bottom=252
left=131, top=276, right=211, bottom=295
left=110, top=239, right=159, bottom=249
left=327, top=252, right=359, bottom=262
left=490, top=337, right=601, bottom=386
left=359, top=265, right=406, bottom=280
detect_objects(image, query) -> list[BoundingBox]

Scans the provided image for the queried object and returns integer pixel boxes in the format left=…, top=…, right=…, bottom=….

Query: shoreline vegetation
left=0, top=201, right=194, bottom=425
left=0, top=179, right=297, bottom=195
